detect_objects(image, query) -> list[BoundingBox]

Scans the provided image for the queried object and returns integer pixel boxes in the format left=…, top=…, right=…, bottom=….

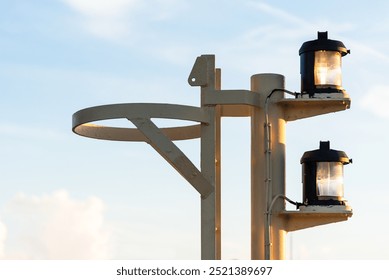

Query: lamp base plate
left=298, top=204, right=352, bottom=213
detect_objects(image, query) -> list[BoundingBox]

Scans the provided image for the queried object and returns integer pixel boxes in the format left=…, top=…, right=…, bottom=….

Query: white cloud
left=83, top=17, right=130, bottom=40
left=148, top=0, right=188, bottom=21
left=247, top=1, right=355, bottom=38
left=64, top=0, right=138, bottom=18
left=348, top=40, right=389, bottom=63
left=62, top=0, right=187, bottom=41
left=360, top=85, right=389, bottom=119
left=0, top=190, right=111, bottom=259
left=0, top=221, right=6, bottom=259
left=248, top=1, right=308, bottom=26
left=62, top=0, right=141, bottom=40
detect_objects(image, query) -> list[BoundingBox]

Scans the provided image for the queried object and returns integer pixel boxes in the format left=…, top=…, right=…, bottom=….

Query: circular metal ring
left=72, top=103, right=209, bottom=141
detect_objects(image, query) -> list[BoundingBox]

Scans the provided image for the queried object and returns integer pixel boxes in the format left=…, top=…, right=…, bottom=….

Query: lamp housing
left=300, top=141, right=351, bottom=206
left=299, top=32, right=350, bottom=97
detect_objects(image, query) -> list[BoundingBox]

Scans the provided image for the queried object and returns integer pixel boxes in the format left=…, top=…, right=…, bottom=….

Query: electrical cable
left=263, top=88, right=301, bottom=260
left=265, top=194, right=302, bottom=260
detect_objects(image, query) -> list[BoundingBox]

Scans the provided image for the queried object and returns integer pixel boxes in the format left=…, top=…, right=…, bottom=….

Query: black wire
left=266, top=88, right=300, bottom=99
left=284, top=196, right=304, bottom=209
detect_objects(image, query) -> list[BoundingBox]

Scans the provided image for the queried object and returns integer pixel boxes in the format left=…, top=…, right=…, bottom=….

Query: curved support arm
left=129, top=117, right=213, bottom=198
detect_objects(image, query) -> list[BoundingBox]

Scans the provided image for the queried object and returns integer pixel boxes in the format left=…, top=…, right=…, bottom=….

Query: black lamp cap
left=299, top=31, right=349, bottom=56
left=300, top=141, right=350, bottom=164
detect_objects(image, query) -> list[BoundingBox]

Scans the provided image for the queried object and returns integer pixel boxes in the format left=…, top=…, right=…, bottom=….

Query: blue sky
left=1, top=0, right=389, bottom=259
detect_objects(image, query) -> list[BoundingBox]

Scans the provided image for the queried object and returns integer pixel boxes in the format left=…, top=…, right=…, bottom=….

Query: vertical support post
left=251, top=74, right=286, bottom=260
left=200, top=55, right=221, bottom=259
left=215, top=68, right=222, bottom=259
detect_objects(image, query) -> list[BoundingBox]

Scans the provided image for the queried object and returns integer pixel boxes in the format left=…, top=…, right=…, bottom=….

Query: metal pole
left=215, top=68, right=222, bottom=259
left=250, top=74, right=286, bottom=260
left=73, top=52, right=353, bottom=260
left=200, top=56, right=221, bottom=259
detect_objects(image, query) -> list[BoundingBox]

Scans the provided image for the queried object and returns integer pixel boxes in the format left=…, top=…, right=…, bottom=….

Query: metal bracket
left=72, top=103, right=214, bottom=198
left=188, top=55, right=214, bottom=87
left=129, top=117, right=213, bottom=198
left=278, top=97, right=351, bottom=121
left=278, top=206, right=353, bottom=232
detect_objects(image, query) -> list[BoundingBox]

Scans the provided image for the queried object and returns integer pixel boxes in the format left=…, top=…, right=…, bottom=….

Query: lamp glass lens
left=316, top=162, right=344, bottom=198
left=314, top=51, right=342, bottom=87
